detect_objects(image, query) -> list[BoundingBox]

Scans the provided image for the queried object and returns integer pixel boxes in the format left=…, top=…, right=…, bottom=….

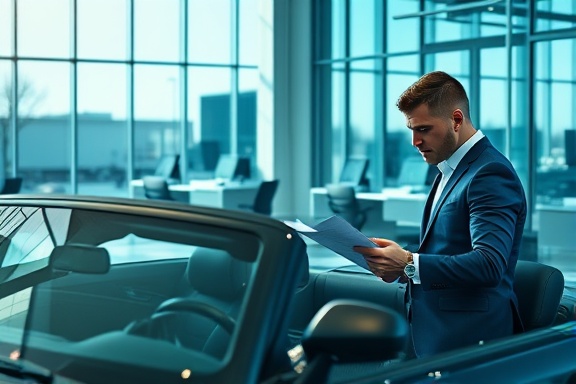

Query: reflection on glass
left=187, top=67, right=231, bottom=178
left=188, top=0, right=231, bottom=64
left=3, top=208, right=54, bottom=266
left=134, top=0, right=181, bottom=62
left=77, top=0, right=128, bottom=60
left=17, top=0, right=70, bottom=58
left=17, top=61, right=70, bottom=194
left=134, top=65, right=181, bottom=179
left=0, top=0, right=13, bottom=56
left=77, top=63, right=128, bottom=197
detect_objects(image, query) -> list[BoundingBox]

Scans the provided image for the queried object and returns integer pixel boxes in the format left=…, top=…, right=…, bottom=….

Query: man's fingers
left=369, top=237, right=398, bottom=247
left=353, top=245, right=383, bottom=256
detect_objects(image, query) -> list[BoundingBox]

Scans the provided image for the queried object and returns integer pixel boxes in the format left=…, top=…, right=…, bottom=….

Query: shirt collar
left=437, top=130, right=485, bottom=175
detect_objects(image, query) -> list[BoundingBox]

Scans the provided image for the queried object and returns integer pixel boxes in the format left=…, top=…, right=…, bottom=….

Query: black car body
left=0, top=195, right=574, bottom=384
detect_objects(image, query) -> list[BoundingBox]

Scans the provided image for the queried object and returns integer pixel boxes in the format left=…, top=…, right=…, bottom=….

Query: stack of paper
left=284, top=215, right=377, bottom=271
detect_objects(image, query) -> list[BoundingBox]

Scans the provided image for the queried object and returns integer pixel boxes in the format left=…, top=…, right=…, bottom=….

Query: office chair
left=239, top=179, right=279, bottom=216
left=0, top=177, right=23, bottom=194
left=142, top=176, right=174, bottom=201
left=325, top=183, right=371, bottom=230
left=513, top=260, right=564, bottom=332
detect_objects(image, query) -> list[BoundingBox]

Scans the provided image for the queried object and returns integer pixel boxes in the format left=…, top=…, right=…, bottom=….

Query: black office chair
left=513, top=260, right=564, bottom=332
left=142, top=176, right=174, bottom=201
left=239, top=179, right=279, bottom=216
left=1, top=177, right=23, bottom=194
left=325, top=183, right=370, bottom=230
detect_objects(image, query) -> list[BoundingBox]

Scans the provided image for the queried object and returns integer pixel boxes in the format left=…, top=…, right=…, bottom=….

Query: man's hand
left=354, top=238, right=409, bottom=283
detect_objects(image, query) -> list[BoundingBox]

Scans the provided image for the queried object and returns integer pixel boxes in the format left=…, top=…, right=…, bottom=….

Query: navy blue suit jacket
left=410, top=136, right=527, bottom=357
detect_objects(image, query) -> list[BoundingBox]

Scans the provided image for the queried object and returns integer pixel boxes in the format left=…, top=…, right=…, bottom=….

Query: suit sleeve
left=418, top=161, right=526, bottom=289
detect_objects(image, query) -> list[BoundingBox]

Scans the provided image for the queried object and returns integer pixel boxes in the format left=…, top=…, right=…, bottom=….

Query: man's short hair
left=396, top=71, right=471, bottom=119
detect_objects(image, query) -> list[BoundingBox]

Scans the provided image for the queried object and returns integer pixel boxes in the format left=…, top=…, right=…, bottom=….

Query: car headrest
left=514, top=260, right=565, bottom=331
left=186, top=247, right=251, bottom=301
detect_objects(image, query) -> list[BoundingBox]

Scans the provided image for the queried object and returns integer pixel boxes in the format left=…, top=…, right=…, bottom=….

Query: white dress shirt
left=411, top=130, right=485, bottom=284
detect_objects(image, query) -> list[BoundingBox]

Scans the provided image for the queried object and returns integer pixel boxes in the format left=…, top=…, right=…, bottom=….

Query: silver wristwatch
left=404, top=250, right=416, bottom=279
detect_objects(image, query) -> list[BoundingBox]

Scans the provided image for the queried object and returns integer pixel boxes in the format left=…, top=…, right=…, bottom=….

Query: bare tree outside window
left=0, top=75, right=46, bottom=173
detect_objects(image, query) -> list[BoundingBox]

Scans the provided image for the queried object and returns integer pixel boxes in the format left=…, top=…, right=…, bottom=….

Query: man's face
left=405, top=103, right=458, bottom=165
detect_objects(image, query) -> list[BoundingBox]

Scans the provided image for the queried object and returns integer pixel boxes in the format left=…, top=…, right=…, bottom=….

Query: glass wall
left=534, top=38, right=576, bottom=204
left=0, top=0, right=258, bottom=196
left=313, top=0, right=576, bottom=288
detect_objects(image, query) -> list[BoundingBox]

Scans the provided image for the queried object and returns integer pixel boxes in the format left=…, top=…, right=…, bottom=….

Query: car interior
left=0, top=200, right=574, bottom=384
left=0, top=205, right=269, bottom=382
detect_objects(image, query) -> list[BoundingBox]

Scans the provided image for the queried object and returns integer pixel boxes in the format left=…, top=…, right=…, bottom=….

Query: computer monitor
left=154, top=154, right=180, bottom=181
left=339, top=157, right=369, bottom=188
left=397, top=157, right=432, bottom=188
left=566, top=129, right=576, bottom=167
left=214, top=155, right=251, bottom=181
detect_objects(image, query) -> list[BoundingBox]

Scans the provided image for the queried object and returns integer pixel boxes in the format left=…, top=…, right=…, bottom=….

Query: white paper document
left=284, top=215, right=377, bottom=271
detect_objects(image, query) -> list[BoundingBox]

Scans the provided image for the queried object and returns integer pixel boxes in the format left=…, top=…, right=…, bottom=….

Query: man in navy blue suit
left=355, top=71, right=527, bottom=358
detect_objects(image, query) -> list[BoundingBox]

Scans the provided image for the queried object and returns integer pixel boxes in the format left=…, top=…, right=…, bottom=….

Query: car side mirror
left=50, top=244, right=110, bottom=274
left=297, top=299, right=408, bottom=383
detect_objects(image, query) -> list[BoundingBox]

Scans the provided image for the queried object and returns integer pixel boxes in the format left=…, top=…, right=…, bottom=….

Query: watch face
left=404, top=263, right=416, bottom=278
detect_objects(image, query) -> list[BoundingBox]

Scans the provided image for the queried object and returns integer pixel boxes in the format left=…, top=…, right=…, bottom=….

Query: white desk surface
left=129, top=179, right=261, bottom=210
left=130, top=179, right=261, bottom=191
left=535, top=202, right=576, bottom=212
left=310, top=186, right=428, bottom=226
left=535, top=202, right=576, bottom=251
left=311, top=186, right=428, bottom=201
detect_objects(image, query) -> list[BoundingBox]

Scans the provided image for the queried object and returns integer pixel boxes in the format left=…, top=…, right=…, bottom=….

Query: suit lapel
left=418, top=137, right=491, bottom=248
left=420, top=173, right=441, bottom=240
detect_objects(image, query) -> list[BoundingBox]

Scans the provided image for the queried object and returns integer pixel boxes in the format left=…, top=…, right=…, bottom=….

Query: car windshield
left=0, top=203, right=261, bottom=381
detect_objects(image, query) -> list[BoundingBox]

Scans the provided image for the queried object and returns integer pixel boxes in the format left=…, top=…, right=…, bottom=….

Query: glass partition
left=77, top=63, right=128, bottom=196
left=17, top=61, right=71, bottom=194
left=134, top=0, right=181, bottom=62
left=77, top=0, right=128, bottom=61
left=313, top=0, right=576, bottom=283
left=535, top=1, right=576, bottom=32
left=4, top=0, right=257, bottom=196
left=16, top=0, right=71, bottom=58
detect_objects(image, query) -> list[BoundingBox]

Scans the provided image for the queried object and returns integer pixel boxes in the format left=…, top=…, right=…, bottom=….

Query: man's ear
left=453, top=109, right=464, bottom=129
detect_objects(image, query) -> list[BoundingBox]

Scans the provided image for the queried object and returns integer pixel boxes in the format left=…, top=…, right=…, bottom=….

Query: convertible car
left=0, top=195, right=574, bottom=384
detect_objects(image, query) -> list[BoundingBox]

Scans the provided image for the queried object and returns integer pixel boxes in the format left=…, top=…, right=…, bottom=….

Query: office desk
left=309, top=187, right=383, bottom=219
left=130, top=179, right=260, bottom=210
left=382, top=191, right=427, bottom=227
left=535, top=201, right=576, bottom=252
left=310, top=187, right=427, bottom=227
